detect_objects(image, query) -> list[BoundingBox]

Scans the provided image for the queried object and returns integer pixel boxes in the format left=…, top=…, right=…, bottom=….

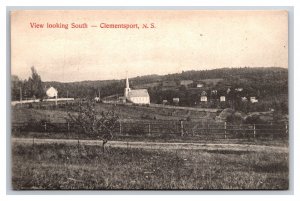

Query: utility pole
left=20, top=87, right=22, bottom=105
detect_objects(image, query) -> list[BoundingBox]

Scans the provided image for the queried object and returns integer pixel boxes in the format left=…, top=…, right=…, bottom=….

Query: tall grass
left=12, top=143, right=288, bottom=190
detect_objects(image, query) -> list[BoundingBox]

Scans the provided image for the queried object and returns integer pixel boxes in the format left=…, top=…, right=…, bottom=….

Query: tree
left=11, top=75, right=22, bottom=101
left=28, top=66, right=44, bottom=99
left=67, top=101, right=119, bottom=152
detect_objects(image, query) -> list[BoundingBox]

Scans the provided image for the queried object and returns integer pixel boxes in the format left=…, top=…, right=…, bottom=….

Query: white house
left=196, top=83, right=204, bottom=88
left=250, top=97, right=258, bottom=103
left=235, top=88, right=243, bottom=92
left=162, top=100, right=168, bottom=104
left=200, top=91, right=207, bottom=102
left=124, top=75, right=150, bottom=104
left=220, top=96, right=226, bottom=102
left=46, top=87, right=58, bottom=98
left=200, top=96, right=207, bottom=102
left=173, top=98, right=180, bottom=104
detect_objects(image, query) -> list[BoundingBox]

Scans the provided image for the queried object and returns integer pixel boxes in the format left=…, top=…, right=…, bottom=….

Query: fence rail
left=12, top=120, right=288, bottom=140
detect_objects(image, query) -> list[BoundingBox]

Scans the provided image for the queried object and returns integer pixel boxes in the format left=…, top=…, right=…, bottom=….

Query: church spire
left=124, top=71, right=131, bottom=98
left=126, top=71, right=129, bottom=88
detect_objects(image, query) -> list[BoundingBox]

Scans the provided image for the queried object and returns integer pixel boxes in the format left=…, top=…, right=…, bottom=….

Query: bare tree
left=67, top=101, right=119, bottom=152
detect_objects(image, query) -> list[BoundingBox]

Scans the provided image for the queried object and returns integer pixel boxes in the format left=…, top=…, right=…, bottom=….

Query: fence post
left=67, top=122, right=70, bottom=132
left=180, top=121, right=184, bottom=136
left=253, top=124, right=256, bottom=138
left=32, top=137, right=35, bottom=160
left=44, top=122, right=47, bottom=132
left=77, top=139, right=80, bottom=155
left=207, top=124, right=210, bottom=135
left=119, top=121, right=122, bottom=135
left=148, top=123, right=151, bottom=135
left=224, top=122, right=227, bottom=139
left=285, top=123, right=288, bottom=136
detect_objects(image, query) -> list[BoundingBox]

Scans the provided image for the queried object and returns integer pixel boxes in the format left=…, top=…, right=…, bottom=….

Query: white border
left=1, top=0, right=299, bottom=200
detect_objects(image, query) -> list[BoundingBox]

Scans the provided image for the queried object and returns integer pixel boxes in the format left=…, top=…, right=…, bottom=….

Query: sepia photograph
left=10, top=10, right=289, bottom=190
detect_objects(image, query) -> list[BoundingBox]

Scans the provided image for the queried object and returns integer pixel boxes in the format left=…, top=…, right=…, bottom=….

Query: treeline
left=11, top=67, right=288, bottom=114
left=11, top=67, right=44, bottom=101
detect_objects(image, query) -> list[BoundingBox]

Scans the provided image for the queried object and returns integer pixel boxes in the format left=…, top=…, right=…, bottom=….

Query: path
left=11, top=137, right=288, bottom=153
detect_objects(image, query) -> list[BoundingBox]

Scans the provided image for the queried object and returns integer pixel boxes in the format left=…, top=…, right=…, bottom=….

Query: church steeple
left=124, top=71, right=131, bottom=98
left=126, top=75, right=129, bottom=89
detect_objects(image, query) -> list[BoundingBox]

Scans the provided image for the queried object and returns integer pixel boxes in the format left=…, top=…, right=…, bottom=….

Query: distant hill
left=42, top=67, right=287, bottom=99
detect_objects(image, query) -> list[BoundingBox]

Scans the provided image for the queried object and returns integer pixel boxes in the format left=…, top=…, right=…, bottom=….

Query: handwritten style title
left=30, top=22, right=156, bottom=30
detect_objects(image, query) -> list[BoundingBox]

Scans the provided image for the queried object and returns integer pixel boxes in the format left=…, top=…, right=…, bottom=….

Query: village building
left=200, top=96, right=207, bottom=102
left=94, top=97, right=100, bottom=102
left=196, top=83, right=204, bottom=88
left=124, top=75, right=150, bottom=104
left=200, top=91, right=207, bottom=102
left=173, top=98, right=180, bottom=104
left=220, top=96, right=226, bottom=102
left=162, top=100, right=168, bottom=105
left=46, top=87, right=58, bottom=98
left=250, top=97, right=258, bottom=103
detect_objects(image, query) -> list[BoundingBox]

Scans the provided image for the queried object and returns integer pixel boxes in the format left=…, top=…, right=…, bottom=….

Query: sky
left=11, top=10, right=288, bottom=82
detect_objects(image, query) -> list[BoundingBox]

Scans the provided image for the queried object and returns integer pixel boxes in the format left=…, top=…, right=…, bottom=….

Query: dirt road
left=11, top=137, right=288, bottom=153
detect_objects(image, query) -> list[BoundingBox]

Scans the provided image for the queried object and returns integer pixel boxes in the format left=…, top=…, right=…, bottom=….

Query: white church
left=124, top=75, right=150, bottom=104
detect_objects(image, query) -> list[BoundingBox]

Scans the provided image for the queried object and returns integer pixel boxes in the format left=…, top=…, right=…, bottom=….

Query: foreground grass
left=12, top=143, right=288, bottom=190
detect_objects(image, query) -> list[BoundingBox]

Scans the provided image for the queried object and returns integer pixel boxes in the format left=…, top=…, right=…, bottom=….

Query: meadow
left=11, top=103, right=289, bottom=190
left=12, top=142, right=288, bottom=190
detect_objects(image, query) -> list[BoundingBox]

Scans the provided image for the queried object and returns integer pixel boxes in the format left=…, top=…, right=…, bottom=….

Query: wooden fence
left=12, top=120, right=288, bottom=140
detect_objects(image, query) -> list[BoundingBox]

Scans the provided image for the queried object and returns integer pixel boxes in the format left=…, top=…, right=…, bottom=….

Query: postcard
left=10, top=10, right=288, bottom=190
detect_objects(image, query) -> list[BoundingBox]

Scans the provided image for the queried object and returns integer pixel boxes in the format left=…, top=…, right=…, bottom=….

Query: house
left=196, top=83, right=204, bottom=88
left=173, top=98, right=180, bottom=104
left=124, top=75, right=150, bottom=104
left=250, top=97, right=258, bottom=103
left=180, top=80, right=193, bottom=87
left=94, top=97, right=100, bottom=102
left=200, top=91, right=207, bottom=102
left=220, top=96, right=226, bottom=102
left=200, top=96, right=207, bottom=102
left=46, top=87, right=58, bottom=98
left=162, top=100, right=168, bottom=104
left=235, top=88, right=243, bottom=92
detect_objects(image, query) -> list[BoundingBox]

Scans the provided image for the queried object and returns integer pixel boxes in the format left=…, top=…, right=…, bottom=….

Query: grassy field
left=12, top=103, right=219, bottom=123
left=12, top=142, right=288, bottom=190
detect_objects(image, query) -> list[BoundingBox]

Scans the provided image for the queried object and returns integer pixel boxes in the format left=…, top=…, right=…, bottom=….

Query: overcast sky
left=11, top=10, right=288, bottom=82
